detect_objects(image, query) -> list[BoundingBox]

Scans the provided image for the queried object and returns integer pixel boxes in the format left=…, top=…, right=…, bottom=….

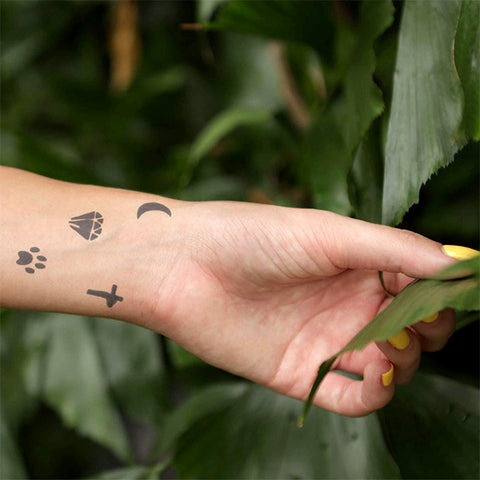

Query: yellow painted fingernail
left=422, top=312, right=439, bottom=323
left=382, top=364, right=394, bottom=387
left=443, top=245, right=480, bottom=261
left=388, top=329, right=410, bottom=350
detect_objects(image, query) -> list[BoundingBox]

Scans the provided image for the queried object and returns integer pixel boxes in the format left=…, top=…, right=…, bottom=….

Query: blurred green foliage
left=1, top=0, right=479, bottom=479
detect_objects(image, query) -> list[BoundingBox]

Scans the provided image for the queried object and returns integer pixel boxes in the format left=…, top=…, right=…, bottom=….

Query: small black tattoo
left=86, top=284, right=123, bottom=308
left=17, top=247, right=47, bottom=274
left=69, top=211, right=104, bottom=240
left=137, top=202, right=171, bottom=219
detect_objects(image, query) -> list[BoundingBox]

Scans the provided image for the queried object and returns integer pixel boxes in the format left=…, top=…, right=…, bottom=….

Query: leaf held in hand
left=300, top=257, right=480, bottom=425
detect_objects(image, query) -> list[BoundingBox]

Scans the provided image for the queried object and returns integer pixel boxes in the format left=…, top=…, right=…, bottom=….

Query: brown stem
left=109, top=0, right=141, bottom=93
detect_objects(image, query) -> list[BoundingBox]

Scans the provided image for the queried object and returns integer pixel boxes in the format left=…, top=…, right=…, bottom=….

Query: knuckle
left=361, top=388, right=390, bottom=414
left=397, top=229, right=426, bottom=259
left=398, top=228, right=423, bottom=245
left=395, top=357, right=421, bottom=385
left=310, top=211, right=346, bottom=270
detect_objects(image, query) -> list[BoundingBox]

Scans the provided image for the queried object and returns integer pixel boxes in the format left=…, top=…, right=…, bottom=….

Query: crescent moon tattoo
left=137, top=202, right=172, bottom=218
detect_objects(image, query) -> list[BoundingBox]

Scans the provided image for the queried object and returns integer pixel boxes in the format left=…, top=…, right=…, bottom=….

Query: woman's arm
left=0, top=166, right=182, bottom=326
left=1, top=166, right=476, bottom=416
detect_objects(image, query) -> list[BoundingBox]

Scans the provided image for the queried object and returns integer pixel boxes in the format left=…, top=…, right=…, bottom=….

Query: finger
left=376, top=328, right=421, bottom=385
left=312, top=211, right=479, bottom=278
left=335, top=342, right=387, bottom=376
left=411, top=308, right=456, bottom=352
left=314, top=360, right=394, bottom=417
left=378, top=271, right=416, bottom=296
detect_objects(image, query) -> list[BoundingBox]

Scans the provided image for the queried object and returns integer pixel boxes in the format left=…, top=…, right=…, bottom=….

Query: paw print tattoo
left=16, top=247, right=47, bottom=274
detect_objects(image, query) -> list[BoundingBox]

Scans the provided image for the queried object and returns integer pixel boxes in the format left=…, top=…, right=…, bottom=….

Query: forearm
left=0, top=167, right=181, bottom=326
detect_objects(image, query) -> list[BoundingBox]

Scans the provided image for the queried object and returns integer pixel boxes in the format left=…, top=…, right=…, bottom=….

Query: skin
left=0, top=166, right=457, bottom=416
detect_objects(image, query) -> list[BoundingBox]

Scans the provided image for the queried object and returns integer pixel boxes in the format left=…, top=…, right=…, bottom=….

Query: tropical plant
left=1, top=0, right=479, bottom=478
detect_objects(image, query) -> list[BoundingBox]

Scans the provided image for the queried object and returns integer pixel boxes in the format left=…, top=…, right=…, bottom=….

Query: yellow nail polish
left=382, top=365, right=394, bottom=387
left=422, top=312, right=439, bottom=323
left=388, top=329, right=410, bottom=350
left=443, top=245, right=480, bottom=261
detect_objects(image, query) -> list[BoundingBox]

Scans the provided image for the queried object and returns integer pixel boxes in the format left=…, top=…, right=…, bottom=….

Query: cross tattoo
left=86, top=284, right=124, bottom=308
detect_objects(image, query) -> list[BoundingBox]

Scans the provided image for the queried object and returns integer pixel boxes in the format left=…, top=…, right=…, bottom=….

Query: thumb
left=312, top=211, right=478, bottom=278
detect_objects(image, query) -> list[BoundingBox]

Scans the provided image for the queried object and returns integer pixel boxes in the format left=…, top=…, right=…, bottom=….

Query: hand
left=136, top=201, right=458, bottom=416
left=0, top=167, right=461, bottom=416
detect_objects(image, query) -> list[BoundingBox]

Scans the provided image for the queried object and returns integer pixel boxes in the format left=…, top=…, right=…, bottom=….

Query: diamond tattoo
left=69, top=211, right=104, bottom=240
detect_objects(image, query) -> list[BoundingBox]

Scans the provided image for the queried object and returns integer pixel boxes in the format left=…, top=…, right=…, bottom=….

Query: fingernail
left=422, top=312, right=439, bottom=323
left=382, top=364, right=394, bottom=387
left=388, top=329, right=410, bottom=350
left=443, top=245, right=480, bottom=261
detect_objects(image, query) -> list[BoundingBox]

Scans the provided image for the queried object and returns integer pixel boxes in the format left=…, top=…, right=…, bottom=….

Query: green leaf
left=455, top=0, right=480, bottom=141
left=298, top=0, right=393, bottom=214
left=0, top=310, right=38, bottom=432
left=0, top=130, right=99, bottom=186
left=179, top=174, right=248, bottom=201
left=90, top=318, right=166, bottom=425
left=220, top=34, right=283, bottom=111
left=0, top=408, right=27, bottom=480
left=162, top=382, right=400, bottom=479
left=379, top=372, right=480, bottom=479
left=209, top=0, right=335, bottom=63
left=382, top=0, right=465, bottom=225
left=0, top=32, right=47, bottom=79
left=86, top=466, right=149, bottom=480
left=197, top=0, right=227, bottom=22
left=348, top=118, right=384, bottom=223
left=300, top=258, right=480, bottom=425
left=43, top=315, right=131, bottom=461
left=133, top=66, right=187, bottom=98
left=160, top=381, right=249, bottom=451
left=189, top=107, right=272, bottom=163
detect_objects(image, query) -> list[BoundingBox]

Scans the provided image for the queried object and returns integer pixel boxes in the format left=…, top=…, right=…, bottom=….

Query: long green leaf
left=382, top=0, right=465, bottom=225
left=190, top=107, right=271, bottom=163
left=300, top=258, right=480, bottom=425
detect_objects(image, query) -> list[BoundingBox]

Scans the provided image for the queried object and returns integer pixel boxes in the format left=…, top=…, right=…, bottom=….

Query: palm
left=149, top=201, right=455, bottom=415
left=211, top=267, right=387, bottom=397
left=160, top=206, right=391, bottom=407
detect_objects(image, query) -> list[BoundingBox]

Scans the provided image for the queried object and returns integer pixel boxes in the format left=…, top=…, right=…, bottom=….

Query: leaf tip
left=297, top=417, right=305, bottom=428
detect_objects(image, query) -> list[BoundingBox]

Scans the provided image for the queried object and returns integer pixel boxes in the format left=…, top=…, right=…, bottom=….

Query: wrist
left=86, top=192, right=194, bottom=331
left=0, top=168, right=185, bottom=327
